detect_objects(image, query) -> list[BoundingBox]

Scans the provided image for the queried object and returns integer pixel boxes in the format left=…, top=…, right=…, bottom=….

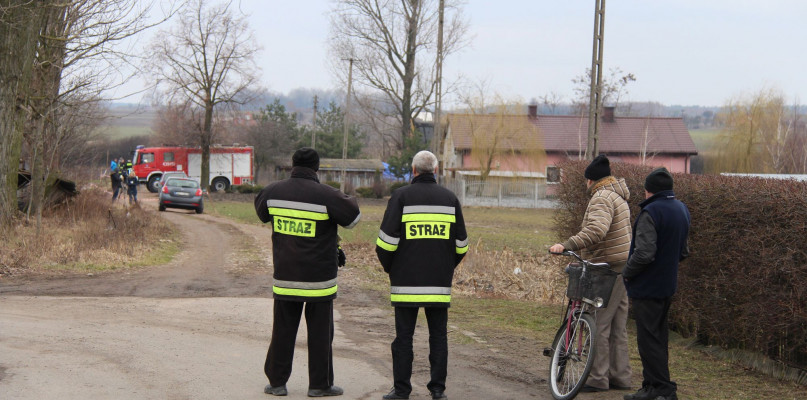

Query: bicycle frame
left=546, top=250, right=602, bottom=400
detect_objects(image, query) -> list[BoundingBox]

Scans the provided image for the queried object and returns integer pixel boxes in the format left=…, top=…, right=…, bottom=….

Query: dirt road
left=0, top=204, right=559, bottom=399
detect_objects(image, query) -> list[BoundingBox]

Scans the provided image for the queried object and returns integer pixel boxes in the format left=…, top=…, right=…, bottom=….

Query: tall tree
left=328, top=0, right=468, bottom=152
left=0, top=1, right=43, bottom=227
left=716, top=88, right=807, bottom=174
left=246, top=100, right=302, bottom=182
left=457, top=84, right=545, bottom=182
left=147, top=0, right=260, bottom=190
left=2, top=0, right=162, bottom=228
left=300, top=101, right=362, bottom=159
left=23, top=0, right=168, bottom=230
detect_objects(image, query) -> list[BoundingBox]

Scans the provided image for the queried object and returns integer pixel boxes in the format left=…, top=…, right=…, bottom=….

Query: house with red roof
left=442, top=105, right=698, bottom=182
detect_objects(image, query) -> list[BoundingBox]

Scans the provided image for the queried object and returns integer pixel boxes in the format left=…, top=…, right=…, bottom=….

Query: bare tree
left=146, top=0, right=261, bottom=190
left=328, top=0, right=469, bottom=151
left=36, top=1, right=169, bottom=228
left=0, top=1, right=44, bottom=227
left=457, top=82, right=545, bottom=182
left=571, top=67, right=636, bottom=115
left=715, top=88, right=800, bottom=173
left=539, top=91, right=564, bottom=115
left=152, top=101, right=204, bottom=146
left=5, top=0, right=169, bottom=230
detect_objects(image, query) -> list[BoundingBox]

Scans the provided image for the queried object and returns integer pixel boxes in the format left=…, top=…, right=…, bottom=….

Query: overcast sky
left=123, top=0, right=807, bottom=108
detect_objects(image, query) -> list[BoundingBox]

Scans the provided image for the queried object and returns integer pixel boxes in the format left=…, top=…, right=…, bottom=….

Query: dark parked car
left=157, top=171, right=190, bottom=188
left=159, top=177, right=204, bottom=214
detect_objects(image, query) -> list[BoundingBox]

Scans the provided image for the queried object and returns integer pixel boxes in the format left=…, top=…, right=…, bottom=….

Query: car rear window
left=167, top=179, right=199, bottom=189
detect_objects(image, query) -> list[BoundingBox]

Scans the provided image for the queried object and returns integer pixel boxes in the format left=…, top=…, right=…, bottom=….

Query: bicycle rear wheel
left=548, top=312, right=596, bottom=400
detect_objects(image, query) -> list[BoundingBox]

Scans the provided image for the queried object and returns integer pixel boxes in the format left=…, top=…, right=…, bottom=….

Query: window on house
left=547, top=166, right=561, bottom=183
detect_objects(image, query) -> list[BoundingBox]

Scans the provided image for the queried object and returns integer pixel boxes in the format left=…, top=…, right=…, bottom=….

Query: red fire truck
left=132, top=145, right=254, bottom=193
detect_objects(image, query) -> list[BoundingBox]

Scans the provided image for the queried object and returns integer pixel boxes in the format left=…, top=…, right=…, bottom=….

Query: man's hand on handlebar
left=549, top=243, right=565, bottom=254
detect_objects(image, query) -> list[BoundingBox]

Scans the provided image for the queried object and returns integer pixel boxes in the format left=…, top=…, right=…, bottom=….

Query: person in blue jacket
left=622, top=168, right=690, bottom=400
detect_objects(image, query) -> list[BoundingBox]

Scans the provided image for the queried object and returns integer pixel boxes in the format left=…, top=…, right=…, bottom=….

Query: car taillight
left=195, top=189, right=202, bottom=196
left=162, top=185, right=169, bottom=194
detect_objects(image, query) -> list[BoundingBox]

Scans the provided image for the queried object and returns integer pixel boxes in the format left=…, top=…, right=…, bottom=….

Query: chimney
left=528, top=104, right=538, bottom=118
left=602, top=106, right=615, bottom=123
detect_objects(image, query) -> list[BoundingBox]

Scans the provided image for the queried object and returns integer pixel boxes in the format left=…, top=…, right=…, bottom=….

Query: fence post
left=498, top=181, right=502, bottom=206
left=534, top=180, right=539, bottom=207
left=460, top=178, right=465, bottom=205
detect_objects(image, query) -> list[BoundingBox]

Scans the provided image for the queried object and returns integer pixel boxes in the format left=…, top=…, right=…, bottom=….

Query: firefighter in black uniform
left=376, top=150, right=469, bottom=400
left=254, top=148, right=361, bottom=397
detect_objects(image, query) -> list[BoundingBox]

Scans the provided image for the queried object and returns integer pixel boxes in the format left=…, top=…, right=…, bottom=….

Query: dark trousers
left=633, top=297, right=676, bottom=396
left=391, top=306, right=448, bottom=395
left=265, top=299, right=334, bottom=390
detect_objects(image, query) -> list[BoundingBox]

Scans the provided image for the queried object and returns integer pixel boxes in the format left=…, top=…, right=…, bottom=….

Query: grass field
left=689, top=128, right=723, bottom=155
left=205, top=198, right=807, bottom=400
left=98, top=125, right=152, bottom=141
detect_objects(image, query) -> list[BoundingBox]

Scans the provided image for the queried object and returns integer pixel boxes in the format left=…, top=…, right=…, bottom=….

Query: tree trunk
left=400, top=0, right=420, bottom=148
left=0, top=2, right=43, bottom=227
left=201, top=101, right=213, bottom=190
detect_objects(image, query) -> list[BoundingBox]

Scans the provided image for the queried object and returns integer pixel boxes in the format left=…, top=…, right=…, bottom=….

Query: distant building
left=275, top=158, right=384, bottom=189
left=443, top=105, right=699, bottom=182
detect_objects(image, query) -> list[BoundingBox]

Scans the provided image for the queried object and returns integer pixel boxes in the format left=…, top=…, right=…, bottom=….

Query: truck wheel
left=147, top=175, right=162, bottom=193
left=210, top=177, right=229, bottom=192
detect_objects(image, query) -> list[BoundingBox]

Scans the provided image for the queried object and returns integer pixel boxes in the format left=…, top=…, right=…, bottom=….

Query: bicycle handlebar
left=549, top=249, right=584, bottom=262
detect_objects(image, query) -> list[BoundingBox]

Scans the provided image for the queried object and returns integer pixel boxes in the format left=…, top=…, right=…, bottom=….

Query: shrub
left=554, top=160, right=807, bottom=371
left=355, top=186, right=375, bottom=198
left=233, top=184, right=263, bottom=194
left=324, top=181, right=340, bottom=189
left=389, top=181, right=408, bottom=193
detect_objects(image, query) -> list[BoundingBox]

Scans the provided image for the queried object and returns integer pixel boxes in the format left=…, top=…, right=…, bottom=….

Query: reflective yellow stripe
left=376, top=237, right=398, bottom=252
left=273, top=285, right=338, bottom=297
left=391, top=294, right=451, bottom=303
left=401, top=213, right=456, bottom=223
left=274, top=216, right=316, bottom=237
left=269, top=207, right=329, bottom=221
left=456, top=245, right=469, bottom=254
left=406, top=221, right=450, bottom=239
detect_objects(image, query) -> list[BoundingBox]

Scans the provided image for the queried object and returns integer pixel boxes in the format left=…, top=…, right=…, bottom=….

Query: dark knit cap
left=584, top=154, right=611, bottom=181
left=292, top=147, right=320, bottom=171
left=645, top=167, right=674, bottom=193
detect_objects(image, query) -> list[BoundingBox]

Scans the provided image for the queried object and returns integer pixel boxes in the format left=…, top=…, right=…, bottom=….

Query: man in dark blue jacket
left=623, top=168, right=690, bottom=400
left=376, top=150, right=468, bottom=400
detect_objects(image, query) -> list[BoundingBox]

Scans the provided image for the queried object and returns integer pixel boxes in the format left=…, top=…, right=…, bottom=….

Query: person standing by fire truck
left=254, top=148, right=361, bottom=397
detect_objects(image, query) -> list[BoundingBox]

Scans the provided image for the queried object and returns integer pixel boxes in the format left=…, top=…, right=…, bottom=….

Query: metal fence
left=440, top=177, right=557, bottom=208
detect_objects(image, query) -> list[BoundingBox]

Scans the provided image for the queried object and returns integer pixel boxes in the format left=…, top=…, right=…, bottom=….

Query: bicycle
left=543, top=250, right=619, bottom=400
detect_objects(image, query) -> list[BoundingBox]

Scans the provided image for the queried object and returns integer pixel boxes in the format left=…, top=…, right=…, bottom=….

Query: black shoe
left=264, top=384, right=288, bottom=396
left=308, top=385, right=343, bottom=397
left=624, top=386, right=655, bottom=400
left=382, top=389, right=410, bottom=399
left=610, top=383, right=632, bottom=390
left=653, top=394, right=678, bottom=400
left=430, top=389, right=447, bottom=399
left=580, top=384, right=608, bottom=392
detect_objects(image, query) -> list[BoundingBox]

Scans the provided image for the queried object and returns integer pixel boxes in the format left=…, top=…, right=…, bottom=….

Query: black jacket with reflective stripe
left=375, top=173, right=468, bottom=308
left=255, top=167, right=361, bottom=302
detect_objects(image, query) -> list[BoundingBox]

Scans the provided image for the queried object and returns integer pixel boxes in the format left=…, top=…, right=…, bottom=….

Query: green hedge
left=231, top=184, right=263, bottom=194
left=555, top=159, right=807, bottom=371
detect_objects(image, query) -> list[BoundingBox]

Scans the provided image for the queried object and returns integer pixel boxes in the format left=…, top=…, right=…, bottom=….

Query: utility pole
left=340, top=58, right=357, bottom=193
left=430, top=0, right=445, bottom=168
left=586, top=0, right=605, bottom=160
left=312, top=95, right=318, bottom=149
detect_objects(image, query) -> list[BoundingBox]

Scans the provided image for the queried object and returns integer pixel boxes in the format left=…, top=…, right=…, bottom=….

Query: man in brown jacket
left=549, top=155, right=633, bottom=392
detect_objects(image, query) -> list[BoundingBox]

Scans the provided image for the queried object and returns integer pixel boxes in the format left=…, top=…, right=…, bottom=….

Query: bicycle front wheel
left=548, top=312, right=596, bottom=400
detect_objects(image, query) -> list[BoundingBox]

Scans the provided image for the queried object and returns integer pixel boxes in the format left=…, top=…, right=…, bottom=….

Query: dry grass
left=453, top=240, right=568, bottom=305
left=0, top=188, right=176, bottom=276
